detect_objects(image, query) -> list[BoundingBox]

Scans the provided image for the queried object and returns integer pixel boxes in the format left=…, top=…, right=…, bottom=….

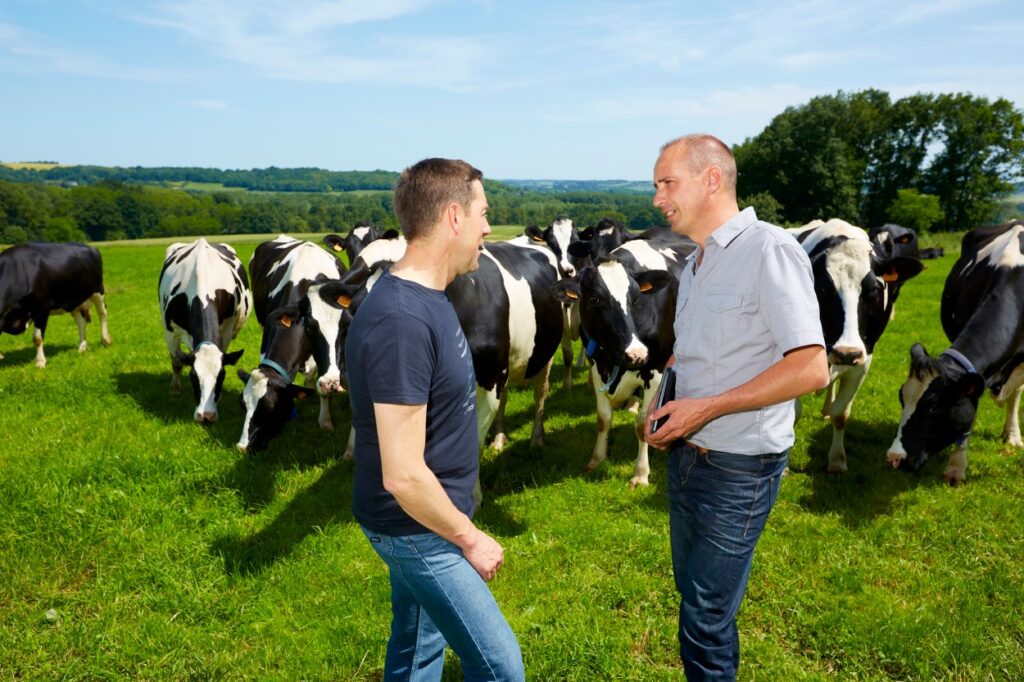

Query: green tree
left=886, top=188, right=945, bottom=232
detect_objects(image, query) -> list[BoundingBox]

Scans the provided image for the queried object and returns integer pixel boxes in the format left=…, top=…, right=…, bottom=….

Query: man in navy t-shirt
left=345, top=158, right=524, bottom=681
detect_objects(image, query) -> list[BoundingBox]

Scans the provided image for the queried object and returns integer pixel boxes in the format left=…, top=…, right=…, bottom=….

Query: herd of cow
left=3, top=216, right=1024, bottom=487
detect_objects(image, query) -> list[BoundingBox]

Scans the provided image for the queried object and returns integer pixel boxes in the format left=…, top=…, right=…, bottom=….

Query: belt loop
left=683, top=439, right=709, bottom=457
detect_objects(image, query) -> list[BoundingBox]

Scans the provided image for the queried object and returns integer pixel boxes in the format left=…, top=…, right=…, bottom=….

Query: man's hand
left=644, top=396, right=717, bottom=450
left=461, top=528, right=505, bottom=582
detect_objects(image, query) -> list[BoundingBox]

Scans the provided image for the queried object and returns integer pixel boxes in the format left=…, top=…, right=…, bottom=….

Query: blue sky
left=2, top=0, right=1022, bottom=180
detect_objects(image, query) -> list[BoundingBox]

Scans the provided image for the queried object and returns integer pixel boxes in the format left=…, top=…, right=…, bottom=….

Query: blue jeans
left=668, top=443, right=788, bottom=682
left=361, top=527, right=524, bottom=682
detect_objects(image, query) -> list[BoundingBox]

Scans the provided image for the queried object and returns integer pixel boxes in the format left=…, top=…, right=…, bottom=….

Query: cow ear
left=285, top=384, right=311, bottom=401
left=270, top=307, right=301, bottom=329
left=381, top=228, right=400, bottom=240
left=897, top=233, right=914, bottom=244
left=323, top=234, right=345, bottom=253
left=578, top=226, right=594, bottom=241
left=876, top=256, right=924, bottom=284
left=316, top=281, right=361, bottom=310
left=177, top=350, right=196, bottom=367
left=553, top=279, right=581, bottom=303
left=910, top=342, right=929, bottom=363
left=223, top=349, right=244, bottom=366
left=567, top=240, right=591, bottom=260
left=237, top=368, right=251, bottom=383
left=524, top=225, right=545, bottom=242
left=635, top=270, right=673, bottom=294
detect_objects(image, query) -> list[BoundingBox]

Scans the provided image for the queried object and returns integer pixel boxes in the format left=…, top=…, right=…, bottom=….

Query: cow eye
left=589, top=295, right=602, bottom=306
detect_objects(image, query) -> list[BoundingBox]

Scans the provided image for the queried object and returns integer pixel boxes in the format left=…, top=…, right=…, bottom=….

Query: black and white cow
left=887, top=220, right=1024, bottom=483
left=554, top=238, right=693, bottom=487
left=518, top=217, right=586, bottom=388
left=236, top=235, right=349, bottom=453
left=869, top=223, right=944, bottom=261
left=0, top=242, right=111, bottom=368
left=791, top=218, right=923, bottom=474
left=334, top=234, right=564, bottom=459
left=322, top=223, right=399, bottom=266
left=158, top=238, right=252, bottom=423
left=570, top=218, right=685, bottom=265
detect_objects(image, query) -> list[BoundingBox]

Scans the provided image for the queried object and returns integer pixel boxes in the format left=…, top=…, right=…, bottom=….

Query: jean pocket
left=704, top=451, right=761, bottom=477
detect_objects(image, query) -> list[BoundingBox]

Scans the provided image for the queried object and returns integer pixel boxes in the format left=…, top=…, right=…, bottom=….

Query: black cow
left=554, top=238, right=693, bottom=487
left=333, top=235, right=564, bottom=461
left=158, top=239, right=251, bottom=423
left=236, top=235, right=349, bottom=453
left=0, top=242, right=111, bottom=368
left=790, top=218, right=923, bottom=474
left=323, top=223, right=399, bottom=266
left=887, top=220, right=1024, bottom=483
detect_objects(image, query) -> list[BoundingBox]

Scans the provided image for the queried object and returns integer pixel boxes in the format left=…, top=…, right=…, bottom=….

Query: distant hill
left=501, top=179, right=651, bottom=194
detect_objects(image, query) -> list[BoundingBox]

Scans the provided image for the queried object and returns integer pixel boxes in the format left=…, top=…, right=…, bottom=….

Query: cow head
left=301, top=280, right=361, bottom=395
left=179, top=343, right=244, bottom=423
left=554, top=257, right=674, bottom=373
left=524, top=216, right=580, bottom=277
left=810, top=236, right=923, bottom=366
left=324, top=223, right=400, bottom=267
left=887, top=343, right=984, bottom=472
left=567, top=217, right=633, bottom=268
left=869, top=223, right=919, bottom=261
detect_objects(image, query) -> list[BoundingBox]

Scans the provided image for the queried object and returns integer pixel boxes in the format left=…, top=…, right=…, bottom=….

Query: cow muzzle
left=829, top=346, right=865, bottom=366
left=318, top=375, right=345, bottom=394
left=195, top=410, right=218, bottom=424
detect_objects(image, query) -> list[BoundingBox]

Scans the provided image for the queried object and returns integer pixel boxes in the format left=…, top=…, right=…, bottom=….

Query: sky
left=2, top=0, right=1022, bottom=180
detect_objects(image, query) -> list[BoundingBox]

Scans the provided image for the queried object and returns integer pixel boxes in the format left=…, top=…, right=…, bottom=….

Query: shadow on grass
left=792, top=417, right=954, bottom=527
left=0, top=343, right=75, bottom=367
left=210, top=458, right=356, bottom=576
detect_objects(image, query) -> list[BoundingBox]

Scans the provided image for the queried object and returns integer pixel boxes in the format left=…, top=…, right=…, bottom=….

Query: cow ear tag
left=882, top=271, right=899, bottom=283
left=564, top=289, right=578, bottom=301
left=279, top=315, right=293, bottom=328
left=639, top=281, right=654, bottom=293
left=337, top=294, right=352, bottom=309
left=332, top=243, right=343, bottom=252
left=531, top=235, right=545, bottom=242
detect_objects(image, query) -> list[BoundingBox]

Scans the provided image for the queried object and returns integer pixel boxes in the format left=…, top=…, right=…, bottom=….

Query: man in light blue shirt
left=645, top=134, right=829, bottom=681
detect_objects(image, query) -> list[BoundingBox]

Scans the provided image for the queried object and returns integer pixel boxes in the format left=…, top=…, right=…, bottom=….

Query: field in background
left=0, top=162, right=65, bottom=171
left=1, top=237, right=1023, bottom=679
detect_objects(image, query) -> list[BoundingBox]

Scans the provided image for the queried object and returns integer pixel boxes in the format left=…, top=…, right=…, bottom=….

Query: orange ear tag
left=337, top=295, right=352, bottom=309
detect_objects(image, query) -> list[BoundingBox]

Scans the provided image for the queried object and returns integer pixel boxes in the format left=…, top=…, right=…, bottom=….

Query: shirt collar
left=707, top=206, right=757, bottom=249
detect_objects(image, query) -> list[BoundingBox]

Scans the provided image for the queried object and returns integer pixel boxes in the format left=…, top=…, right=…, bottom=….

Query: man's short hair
left=394, top=158, right=483, bottom=242
left=661, top=134, right=737, bottom=193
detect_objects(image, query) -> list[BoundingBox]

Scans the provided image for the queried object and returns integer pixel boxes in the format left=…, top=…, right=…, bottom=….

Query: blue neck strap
left=942, top=348, right=977, bottom=375
left=259, top=355, right=293, bottom=381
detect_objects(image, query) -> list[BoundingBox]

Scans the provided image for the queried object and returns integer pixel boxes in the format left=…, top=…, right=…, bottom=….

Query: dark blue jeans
left=668, top=443, right=788, bottom=681
left=361, top=527, right=525, bottom=682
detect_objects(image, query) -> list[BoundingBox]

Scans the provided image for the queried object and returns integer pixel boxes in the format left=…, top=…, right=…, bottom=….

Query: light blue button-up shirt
left=671, top=207, right=824, bottom=455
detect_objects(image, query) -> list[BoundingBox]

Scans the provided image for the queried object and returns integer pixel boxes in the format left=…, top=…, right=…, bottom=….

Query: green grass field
left=1, top=237, right=1023, bottom=680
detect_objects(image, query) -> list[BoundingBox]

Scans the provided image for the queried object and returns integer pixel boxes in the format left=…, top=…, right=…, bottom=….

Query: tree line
left=2, top=89, right=1021, bottom=244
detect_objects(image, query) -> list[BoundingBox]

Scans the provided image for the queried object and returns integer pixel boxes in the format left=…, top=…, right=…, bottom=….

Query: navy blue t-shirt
left=346, top=271, right=479, bottom=536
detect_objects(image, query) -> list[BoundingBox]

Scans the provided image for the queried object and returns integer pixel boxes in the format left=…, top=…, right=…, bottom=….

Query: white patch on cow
left=193, top=343, right=223, bottom=419
left=482, top=249, right=537, bottom=383
left=599, top=227, right=615, bottom=236
left=887, top=370, right=938, bottom=466
left=237, top=368, right=270, bottom=451
left=974, top=222, right=1024, bottom=271
left=597, top=260, right=650, bottom=364
left=506, top=236, right=559, bottom=270
left=159, top=239, right=251, bottom=344
left=615, top=240, right=670, bottom=271
left=811, top=220, right=874, bottom=357
left=550, top=217, right=576, bottom=275
left=307, top=281, right=346, bottom=392
left=352, top=226, right=371, bottom=241
left=352, top=236, right=407, bottom=271
left=268, top=239, right=341, bottom=300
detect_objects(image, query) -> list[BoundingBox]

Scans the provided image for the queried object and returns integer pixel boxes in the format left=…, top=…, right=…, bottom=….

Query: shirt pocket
left=702, top=287, right=745, bottom=348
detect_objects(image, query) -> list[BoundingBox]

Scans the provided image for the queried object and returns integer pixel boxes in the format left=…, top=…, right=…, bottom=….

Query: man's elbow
left=808, top=349, right=830, bottom=390
left=382, top=471, right=417, bottom=498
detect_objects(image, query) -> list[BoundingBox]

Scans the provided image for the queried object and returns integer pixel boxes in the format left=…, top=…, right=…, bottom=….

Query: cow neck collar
left=259, top=355, right=294, bottom=382
left=585, top=339, right=623, bottom=394
left=941, top=348, right=977, bottom=375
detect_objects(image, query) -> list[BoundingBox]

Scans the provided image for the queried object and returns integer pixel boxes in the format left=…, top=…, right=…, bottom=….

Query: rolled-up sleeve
left=760, top=241, right=825, bottom=354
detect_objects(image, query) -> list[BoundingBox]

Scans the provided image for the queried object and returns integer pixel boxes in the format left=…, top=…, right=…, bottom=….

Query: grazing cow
left=791, top=219, right=923, bottom=474
left=554, top=238, right=693, bottom=487
left=158, top=238, right=251, bottom=423
left=334, top=235, right=564, bottom=458
left=887, top=221, right=1024, bottom=483
left=518, top=217, right=586, bottom=388
left=236, top=235, right=349, bottom=453
left=322, top=223, right=399, bottom=266
left=0, top=242, right=111, bottom=368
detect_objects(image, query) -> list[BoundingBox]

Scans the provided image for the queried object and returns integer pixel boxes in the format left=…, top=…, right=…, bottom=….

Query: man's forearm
left=384, top=465, right=481, bottom=549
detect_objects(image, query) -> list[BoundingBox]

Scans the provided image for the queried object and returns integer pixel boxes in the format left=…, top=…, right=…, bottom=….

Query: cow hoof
left=489, top=434, right=508, bottom=451
left=102, top=336, right=112, bottom=347
left=341, top=449, right=354, bottom=462
left=584, top=456, right=603, bottom=473
left=78, top=342, right=89, bottom=353
left=943, top=467, right=966, bottom=485
left=1002, top=434, right=1023, bottom=448
left=35, top=359, right=46, bottom=369
left=530, top=436, right=544, bottom=448
left=826, top=462, right=847, bottom=475
left=320, top=422, right=335, bottom=432
left=628, top=476, right=650, bottom=489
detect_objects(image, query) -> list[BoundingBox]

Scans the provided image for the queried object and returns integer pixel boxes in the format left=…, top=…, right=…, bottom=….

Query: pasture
left=1, top=235, right=1023, bottom=680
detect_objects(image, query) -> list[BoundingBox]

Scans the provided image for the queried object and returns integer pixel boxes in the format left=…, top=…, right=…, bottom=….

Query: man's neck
left=390, top=239, right=452, bottom=290
left=690, top=201, right=741, bottom=249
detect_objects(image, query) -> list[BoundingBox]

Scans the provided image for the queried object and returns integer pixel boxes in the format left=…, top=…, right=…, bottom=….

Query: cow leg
left=1001, top=385, right=1024, bottom=448
left=586, top=365, right=613, bottom=473
left=944, top=437, right=968, bottom=485
left=826, top=361, right=870, bottom=474
left=530, top=361, right=552, bottom=447
left=561, top=338, right=574, bottom=390
left=32, top=314, right=49, bottom=368
left=92, top=293, right=112, bottom=347
left=628, top=380, right=659, bottom=488
left=476, top=386, right=500, bottom=450
left=303, top=365, right=334, bottom=431
left=820, top=379, right=837, bottom=420
left=166, top=332, right=183, bottom=393
left=71, top=305, right=89, bottom=353
left=342, top=426, right=355, bottom=461
left=489, top=389, right=510, bottom=451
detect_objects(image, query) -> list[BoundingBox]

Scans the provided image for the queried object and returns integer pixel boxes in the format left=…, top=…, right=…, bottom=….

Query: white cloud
left=129, top=0, right=490, bottom=89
